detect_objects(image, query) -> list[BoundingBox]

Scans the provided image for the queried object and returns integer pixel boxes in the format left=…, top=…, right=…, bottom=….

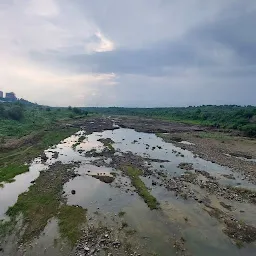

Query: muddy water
left=1, top=128, right=256, bottom=256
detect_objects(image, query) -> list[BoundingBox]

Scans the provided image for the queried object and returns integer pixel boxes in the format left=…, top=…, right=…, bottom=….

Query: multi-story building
left=0, top=91, right=3, bottom=98
left=5, top=92, right=17, bottom=100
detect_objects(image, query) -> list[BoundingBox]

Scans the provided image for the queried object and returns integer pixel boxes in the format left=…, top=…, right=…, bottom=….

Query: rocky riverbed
left=0, top=116, right=256, bottom=256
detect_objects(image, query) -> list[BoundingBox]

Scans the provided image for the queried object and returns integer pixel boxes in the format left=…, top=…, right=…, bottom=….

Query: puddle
left=1, top=127, right=256, bottom=255
left=88, top=128, right=255, bottom=189
left=0, top=158, right=48, bottom=219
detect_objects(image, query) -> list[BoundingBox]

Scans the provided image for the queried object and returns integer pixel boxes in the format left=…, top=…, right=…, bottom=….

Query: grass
left=0, top=220, right=15, bottom=238
left=58, top=205, right=87, bottom=246
left=107, top=143, right=115, bottom=152
left=3, top=164, right=88, bottom=245
left=72, top=142, right=80, bottom=149
left=0, top=127, right=77, bottom=184
left=98, top=138, right=115, bottom=153
left=78, top=135, right=86, bottom=142
left=6, top=173, right=61, bottom=242
left=235, top=240, right=244, bottom=249
left=0, top=164, right=29, bottom=183
left=126, top=166, right=159, bottom=210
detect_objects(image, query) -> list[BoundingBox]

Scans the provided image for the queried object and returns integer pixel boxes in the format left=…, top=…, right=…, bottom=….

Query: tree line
left=83, top=105, right=256, bottom=137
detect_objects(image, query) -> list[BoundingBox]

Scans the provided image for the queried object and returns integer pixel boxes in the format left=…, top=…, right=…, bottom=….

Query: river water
left=1, top=128, right=256, bottom=256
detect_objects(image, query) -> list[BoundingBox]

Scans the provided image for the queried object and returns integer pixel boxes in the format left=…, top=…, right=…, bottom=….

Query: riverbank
left=0, top=116, right=255, bottom=255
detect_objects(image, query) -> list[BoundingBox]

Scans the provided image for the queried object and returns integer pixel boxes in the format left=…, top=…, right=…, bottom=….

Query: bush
left=241, top=124, right=256, bottom=137
left=72, top=107, right=82, bottom=115
left=7, top=106, right=24, bottom=121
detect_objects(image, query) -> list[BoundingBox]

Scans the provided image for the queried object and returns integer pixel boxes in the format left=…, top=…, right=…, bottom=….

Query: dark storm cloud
left=31, top=4, right=256, bottom=79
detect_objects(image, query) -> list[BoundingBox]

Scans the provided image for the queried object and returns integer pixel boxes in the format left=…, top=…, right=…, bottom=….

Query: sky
left=0, top=0, right=256, bottom=107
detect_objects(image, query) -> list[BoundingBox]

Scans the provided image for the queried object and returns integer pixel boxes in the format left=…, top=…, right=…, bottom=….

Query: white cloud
left=26, top=0, right=59, bottom=17
left=0, top=0, right=116, bottom=105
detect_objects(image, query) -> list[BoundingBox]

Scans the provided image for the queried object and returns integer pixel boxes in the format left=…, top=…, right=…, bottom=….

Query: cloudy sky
left=0, top=0, right=256, bottom=107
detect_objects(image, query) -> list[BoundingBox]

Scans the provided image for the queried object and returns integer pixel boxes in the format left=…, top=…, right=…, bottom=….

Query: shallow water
left=1, top=127, right=256, bottom=255
left=0, top=158, right=48, bottom=219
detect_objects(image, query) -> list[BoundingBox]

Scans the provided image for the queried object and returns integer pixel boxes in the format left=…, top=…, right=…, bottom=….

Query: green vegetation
left=72, top=135, right=87, bottom=150
left=0, top=127, right=77, bottom=184
left=126, top=166, right=159, bottom=210
left=6, top=169, right=63, bottom=242
left=0, top=102, right=88, bottom=138
left=58, top=205, right=87, bottom=246
left=83, top=105, right=256, bottom=137
left=3, top=164, right=87, bottom=246
left=0, top=164, right=29, bottom=183
left=78, top=135, right=86, bottom=142
left=0, top=102, right=89, bottom=184
left=98, top=138, right=115, bottom=152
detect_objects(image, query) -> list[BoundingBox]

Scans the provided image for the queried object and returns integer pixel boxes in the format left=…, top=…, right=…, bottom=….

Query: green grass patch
left=3, top=163, right=87, bottom=245
left=0, top=127, right=77, bottom=184
left=98, top=138, right=115, bottom=153
left=126, top=166, right=159, bottom=210
left=72, top=142, right=80, bottom=149
left=0, top=220, right=14, bottom=238
left=0, top=164, right=29, bottom=183
left=58, top=205, right=87, bottom=246
left=107, top=143, right=115, bottom=152
left=78, top=135, right=86, bottom=143
left=6, top=165, right=66, bottom=243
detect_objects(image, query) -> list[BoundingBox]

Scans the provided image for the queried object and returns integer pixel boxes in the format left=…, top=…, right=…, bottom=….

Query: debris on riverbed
left=1, top=116, right=256, bottom=256
left=178, top=163, right=194, bottom=171
left=204, top=205, right=256, bottom=246
left=75, top=225, right=142, bottom=256
left=91, top=174, right=115, bottom=184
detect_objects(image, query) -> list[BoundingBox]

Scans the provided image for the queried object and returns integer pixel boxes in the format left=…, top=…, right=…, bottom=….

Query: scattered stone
left=91, top=175, right=115, bottom=184
left=222, top=174, right=236, bottom=180
left=178, top=163, right=193, bottom=171
left=220, top=201, right=232, bottom=211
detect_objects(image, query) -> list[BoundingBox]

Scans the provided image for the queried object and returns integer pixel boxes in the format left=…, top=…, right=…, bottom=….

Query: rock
left=113, top=241, right=121, bottom=247
left=178, top=163, right=193, bottom=171
left=152, top=181, right=157, bottom=186
left=84, top=246, right=90, bottom=251
left=41, top=153, right=48, bottom=162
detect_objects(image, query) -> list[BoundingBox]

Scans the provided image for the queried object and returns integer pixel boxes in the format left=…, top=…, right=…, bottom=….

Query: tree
left=7, top=105, right=24, bottom=121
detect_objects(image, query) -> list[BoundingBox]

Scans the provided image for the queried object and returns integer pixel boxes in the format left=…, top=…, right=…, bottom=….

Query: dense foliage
left=0, top=103, right=88, bottom=138
left=83, top=105, right=256, bottom=137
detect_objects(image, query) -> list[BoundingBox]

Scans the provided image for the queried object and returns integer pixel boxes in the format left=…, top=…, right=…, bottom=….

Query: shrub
left=7, top=106, right=24, bottom=121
